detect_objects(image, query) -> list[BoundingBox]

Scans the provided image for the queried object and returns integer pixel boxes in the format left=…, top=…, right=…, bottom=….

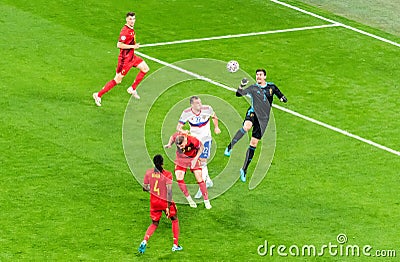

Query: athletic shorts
left=174, top=156, right=202, bottom=172
left=150, top=202, right=177, bottom=221
left=244, top=112, right=262, bottom=139
left=116, top=55, right=143, bottom=75
left=200, top=140, right=212, bottom=159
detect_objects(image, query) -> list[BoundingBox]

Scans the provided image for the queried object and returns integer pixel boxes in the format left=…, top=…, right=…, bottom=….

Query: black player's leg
left=240, top=137, right=260, bottom=182
left=227, top=127, right=246, bottom=151
left=242, top=137, right=260, bottom=172
left=244, top=116, right=262, bottom=170
left=226, top=110, right=255, bottom=151
left=240, top=115, right=262, bottom=182
left=242, top=145, right=256, bottom=172
left=226, top=119, right=253, bottom=155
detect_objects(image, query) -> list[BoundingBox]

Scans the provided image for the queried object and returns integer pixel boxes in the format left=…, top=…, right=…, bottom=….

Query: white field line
left=136, top=51, right=400, bottom=157
left=273, top=104, right=400, bottom=156
left=140, top=24, right=340, bottom=48
left=135, top=51, right=236, bottom=92
left=271, top=0, right=400, bottom=48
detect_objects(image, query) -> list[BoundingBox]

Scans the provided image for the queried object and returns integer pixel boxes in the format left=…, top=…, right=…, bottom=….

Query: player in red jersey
left=138, top=154, right=182, bottom=254
left=93, top=12, right=150, bottom=106
left=164, top=132, right=212, bottom=209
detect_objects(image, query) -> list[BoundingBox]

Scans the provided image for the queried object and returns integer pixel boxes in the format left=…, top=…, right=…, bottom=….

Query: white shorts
left=200, top=140, right=212, bottom=159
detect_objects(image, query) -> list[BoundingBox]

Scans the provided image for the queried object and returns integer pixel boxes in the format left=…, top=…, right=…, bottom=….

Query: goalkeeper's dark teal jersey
left=236, top=82, right=286, bottom=134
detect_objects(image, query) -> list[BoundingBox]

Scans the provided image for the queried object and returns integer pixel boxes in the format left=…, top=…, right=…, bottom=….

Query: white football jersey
left=179, top=105, right=215, bottom=141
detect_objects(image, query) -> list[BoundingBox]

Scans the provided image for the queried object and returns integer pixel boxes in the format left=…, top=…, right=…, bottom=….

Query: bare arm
left=212, top=114, right=221, bottom=134
left=164, top=135, right=175, bottom=148
left=192, top=142, right=204, bottom=165
left=143, top=183, right=150, bottom=192
left=165, top=184, right=173, bottom=216
left=117, top=42, right=140, bottom=50
left=166, top=184, right=172, bottom=206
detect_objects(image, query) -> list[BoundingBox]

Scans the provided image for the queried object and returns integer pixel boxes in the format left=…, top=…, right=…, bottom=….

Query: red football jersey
left=118, top=25, right=136, bottom=62
left=143, top=168, right=173, bottom=208
left=171, top=132, right=201, bottom=158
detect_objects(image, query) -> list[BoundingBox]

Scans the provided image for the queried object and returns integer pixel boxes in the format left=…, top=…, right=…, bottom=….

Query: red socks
left=98, top=79, right=117, bottom=97
left=178, top=179, right=208, bottom=199
left=144, top=223, right=157, bottom=241
left=172, top=219, right=180, bottom=245
left=98, top=70, right=146, bottom=98
left=198, top=181, right=208, bottom=200
left=177, top=180, right=189, bottom=197
left=144, top=220, right=179, bottom=245
left=131, top=71, right=147, bottom=90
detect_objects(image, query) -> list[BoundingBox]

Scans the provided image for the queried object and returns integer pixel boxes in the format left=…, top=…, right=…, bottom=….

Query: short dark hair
left=256, top=68, right=267, bottom=76
left=126, top=12, right=135, bottom=17
left=190, top=96, right=200, bottom=104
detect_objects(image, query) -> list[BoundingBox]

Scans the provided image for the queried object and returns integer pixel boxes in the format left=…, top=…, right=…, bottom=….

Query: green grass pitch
left=1, top=0, right=399, bottom=261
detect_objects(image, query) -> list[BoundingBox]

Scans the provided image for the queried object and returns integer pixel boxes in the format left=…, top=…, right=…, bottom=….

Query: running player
left=93, top=12, right=150, bottom=106
left=177, top=96, right=221, bottom=199
left=224, top=69, right=287, bottom=182
left=164, top=132, right=212, bottom=209
left=138, top=154, right=182, bottom=254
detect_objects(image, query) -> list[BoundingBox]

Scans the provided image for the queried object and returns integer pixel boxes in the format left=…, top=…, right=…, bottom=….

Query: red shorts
left=150, top=202, right=177, bottom=221
left=116, top=55, right=143, bottom=75
left=174, top=156, right=202, bottom=172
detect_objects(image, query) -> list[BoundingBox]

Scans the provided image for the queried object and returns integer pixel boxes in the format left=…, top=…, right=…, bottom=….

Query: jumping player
left=177, top=96, right=221, bottom=199
left=164, top=132, right=212, bottom=209
left=93, top=12, right=150, bottom=106
left=224, top=69, right=287, bottom=182
left=138, top=154, right=182, bottom=254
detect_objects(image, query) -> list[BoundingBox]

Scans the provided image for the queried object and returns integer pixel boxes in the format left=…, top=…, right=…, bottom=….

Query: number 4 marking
left=154, top=180, right=160, bottom=196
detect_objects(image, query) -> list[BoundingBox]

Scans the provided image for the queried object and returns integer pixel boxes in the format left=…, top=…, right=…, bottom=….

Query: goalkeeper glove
left=240, top=78, right=249, bottom=87
left=280, top=96, right=288, bottom=103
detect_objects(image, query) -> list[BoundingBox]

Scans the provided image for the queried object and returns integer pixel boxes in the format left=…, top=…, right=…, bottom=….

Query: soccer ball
left=226, top=60, right=239, bottom=73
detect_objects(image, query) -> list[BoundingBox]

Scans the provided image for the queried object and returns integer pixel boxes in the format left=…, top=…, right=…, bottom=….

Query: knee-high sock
left=242, top=146, right=256, bottom=172
left=144, top=223, right=158, bottom=241
left=228, top=128, right=246, bottom=150
left=198, top=181, right=208, bottom=200
left=177, top=179, right=189, bottom=197
left=131, top=71, right=147, bottom=90
left=98, top=79, right=117, bottom=97
left=201, top=162, right=210, bottom=182
left=171, top=219, right=180, bottom=245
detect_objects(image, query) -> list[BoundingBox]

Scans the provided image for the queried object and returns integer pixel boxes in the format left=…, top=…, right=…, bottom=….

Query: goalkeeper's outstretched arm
left=272, top=84, right=288, bottom=103
left=236, top=78, right=249, bottom=97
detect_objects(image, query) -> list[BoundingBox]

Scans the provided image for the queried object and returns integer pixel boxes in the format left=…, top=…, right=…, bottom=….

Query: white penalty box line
left=138, top=1, right=399, bottom=49
left=270, top=0, right=400, bottom=48
left=136, top=50, right=400, bottom=157
left=140, top=24, right=340, bottom=48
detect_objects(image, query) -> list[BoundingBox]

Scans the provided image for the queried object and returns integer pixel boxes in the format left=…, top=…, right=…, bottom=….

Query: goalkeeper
left=224, top=68, right=287, bottom=182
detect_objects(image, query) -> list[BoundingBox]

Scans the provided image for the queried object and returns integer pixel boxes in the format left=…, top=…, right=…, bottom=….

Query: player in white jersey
left=176, top=96, right=221, bottom=199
